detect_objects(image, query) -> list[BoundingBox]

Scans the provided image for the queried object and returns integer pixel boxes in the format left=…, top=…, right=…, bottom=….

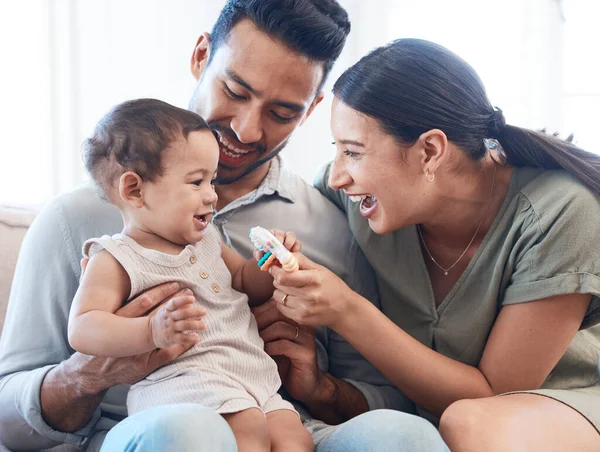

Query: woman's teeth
left=350, top=194, right=376, bottom=203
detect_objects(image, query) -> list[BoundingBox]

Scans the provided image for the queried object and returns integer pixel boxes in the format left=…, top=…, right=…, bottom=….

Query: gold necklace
left=417, top=165, right=497, bottom=276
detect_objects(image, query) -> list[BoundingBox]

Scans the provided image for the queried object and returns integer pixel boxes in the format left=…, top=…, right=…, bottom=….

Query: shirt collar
left=213, top=155, right=296, bottom=218
left=262, top=155, right=296, bottom=203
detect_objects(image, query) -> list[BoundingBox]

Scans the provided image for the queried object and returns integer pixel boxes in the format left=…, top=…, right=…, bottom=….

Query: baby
left=68, top=99, right=313, bottom=452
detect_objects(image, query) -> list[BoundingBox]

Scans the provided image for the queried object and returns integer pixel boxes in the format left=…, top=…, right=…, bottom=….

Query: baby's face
left=139, top=129, right=219, bottom=245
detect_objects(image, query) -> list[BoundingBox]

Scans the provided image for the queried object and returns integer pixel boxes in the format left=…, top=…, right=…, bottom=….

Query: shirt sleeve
left=0, top=198, right=101, bottom=449
left=502, top=189, right=600, bottom=329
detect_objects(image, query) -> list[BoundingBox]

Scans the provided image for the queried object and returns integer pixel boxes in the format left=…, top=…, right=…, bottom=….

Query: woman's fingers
left=275, top=300, right=301, bottom=323
left=270, top=261, right=318, bottom=291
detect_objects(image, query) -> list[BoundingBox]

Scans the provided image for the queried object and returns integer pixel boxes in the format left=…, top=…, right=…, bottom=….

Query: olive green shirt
left=315, top=164, right=600, bottom=428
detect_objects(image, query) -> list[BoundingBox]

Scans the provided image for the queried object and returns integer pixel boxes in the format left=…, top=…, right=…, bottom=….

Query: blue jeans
left=100, top=403, right=237, bottom=452
left=101, top=405, right=448, bottom=451
left=312, top=410, right=450, bottom=452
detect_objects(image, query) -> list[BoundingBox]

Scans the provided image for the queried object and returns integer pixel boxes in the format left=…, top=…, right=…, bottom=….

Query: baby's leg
left=222, top=408, right=270, bottom=452
left=267, top=409, right=314, bottom=452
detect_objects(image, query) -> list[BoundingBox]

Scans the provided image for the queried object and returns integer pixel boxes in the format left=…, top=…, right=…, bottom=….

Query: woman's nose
left=328, top=159, right=351, bottom=190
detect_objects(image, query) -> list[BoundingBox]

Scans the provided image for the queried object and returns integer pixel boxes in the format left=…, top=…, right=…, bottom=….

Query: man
left=0, top=1, right=444, bottom=451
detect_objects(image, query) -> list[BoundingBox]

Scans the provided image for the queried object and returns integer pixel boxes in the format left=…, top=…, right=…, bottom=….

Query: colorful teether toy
left=249, top=226, right=299, bottom=272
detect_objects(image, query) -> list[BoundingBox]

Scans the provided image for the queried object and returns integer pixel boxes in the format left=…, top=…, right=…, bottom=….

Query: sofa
left=0, top=205, right=38, bottom=336
left=0, top=205, right=76, bottom=451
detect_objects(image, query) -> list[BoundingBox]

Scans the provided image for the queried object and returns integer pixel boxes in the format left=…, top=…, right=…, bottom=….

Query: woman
left=270, top=39, right=600, bottom=451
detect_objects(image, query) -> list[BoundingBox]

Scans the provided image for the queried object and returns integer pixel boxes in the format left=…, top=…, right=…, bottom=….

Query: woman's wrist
left=329, top=287, right=366, bottom=334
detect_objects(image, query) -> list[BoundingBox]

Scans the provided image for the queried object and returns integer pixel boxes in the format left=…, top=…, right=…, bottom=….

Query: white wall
left=0, top=0, right=579, bottom=206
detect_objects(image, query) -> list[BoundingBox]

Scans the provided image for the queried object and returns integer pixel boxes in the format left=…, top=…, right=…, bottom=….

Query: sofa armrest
left=0, top=205, right=39, bottom=336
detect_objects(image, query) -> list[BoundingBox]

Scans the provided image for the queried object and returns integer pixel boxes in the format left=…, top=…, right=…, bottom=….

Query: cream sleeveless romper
left=83, top=224, right=294, bottom=416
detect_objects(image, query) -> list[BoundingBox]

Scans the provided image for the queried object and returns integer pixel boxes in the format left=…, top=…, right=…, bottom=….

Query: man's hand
left=252, top=298, right=322, bottom=403
left=81, top=282, right=203, bottom=392
left=41, top=281, right=198, bottom=432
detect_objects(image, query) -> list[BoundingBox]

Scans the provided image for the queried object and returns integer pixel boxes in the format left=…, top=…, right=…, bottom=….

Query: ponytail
left=493, top=116, right=600, bottom=196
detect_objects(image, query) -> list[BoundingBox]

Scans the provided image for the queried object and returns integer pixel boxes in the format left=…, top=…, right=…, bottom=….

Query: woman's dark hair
left=82, top=98, right=210, bottom=200
left=209, top=0, right=351, bottom=92
left=333, top=38, right=600, bottom=196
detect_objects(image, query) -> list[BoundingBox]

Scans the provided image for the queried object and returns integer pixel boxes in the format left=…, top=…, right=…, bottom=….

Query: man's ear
left=118, top=171, right=145, bottom=208
left=299, top=92, right=325, bottom=126
left=417, top=129, right=448, bottom=172
left=190, top=32, right=211, bottom=80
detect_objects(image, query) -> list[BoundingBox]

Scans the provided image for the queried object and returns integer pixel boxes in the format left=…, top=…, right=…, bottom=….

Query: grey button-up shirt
left=0, top=157, right=411, bottom=451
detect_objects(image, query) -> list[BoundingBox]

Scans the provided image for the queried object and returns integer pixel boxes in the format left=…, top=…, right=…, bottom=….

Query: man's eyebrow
left=226, top=69, right=305, bottom=113
left=226, top=69, right=259, bottom=95
left=339, top=140, right=365, bottom=147
left=273, top=101, right=304, bottom=113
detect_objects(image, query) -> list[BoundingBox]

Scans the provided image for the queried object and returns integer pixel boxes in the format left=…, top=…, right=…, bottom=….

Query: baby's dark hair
left=82, top=98, right=210, bottom=201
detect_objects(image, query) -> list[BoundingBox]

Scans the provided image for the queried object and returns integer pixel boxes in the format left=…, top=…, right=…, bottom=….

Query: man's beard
left=210, top=123, right=289, bottom=185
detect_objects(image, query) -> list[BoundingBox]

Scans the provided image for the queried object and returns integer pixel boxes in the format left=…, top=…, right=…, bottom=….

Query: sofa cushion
left=0, top=205, right=38, bottom=336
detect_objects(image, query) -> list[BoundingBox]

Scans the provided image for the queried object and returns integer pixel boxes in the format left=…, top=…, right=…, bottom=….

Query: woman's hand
left=269, top=253, right=355, bottom=329
left=252, top=229, right=302, bottom=262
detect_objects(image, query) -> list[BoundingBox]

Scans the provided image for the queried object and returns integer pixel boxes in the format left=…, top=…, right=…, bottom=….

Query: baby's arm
left=222, top=244, right=275, bottom=306
left=68, top=250, right=202, bottom=357
left=222, top=230, right=301, bottom=307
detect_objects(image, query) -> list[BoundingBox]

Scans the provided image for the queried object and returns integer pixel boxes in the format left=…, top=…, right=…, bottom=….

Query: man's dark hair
left=82, top=98, right=210, bottom=201
left=208, top=0, right=351, bottom=91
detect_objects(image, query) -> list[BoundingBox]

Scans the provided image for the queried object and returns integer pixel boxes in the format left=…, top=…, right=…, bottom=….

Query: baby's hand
left=149, top=289, right=206, bottom=349
left=252, top=230, right=302, bottom=262
left=271, top=230, right=302, bottom=253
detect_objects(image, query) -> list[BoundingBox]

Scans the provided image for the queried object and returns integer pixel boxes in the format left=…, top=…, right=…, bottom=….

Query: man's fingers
left=264, top=339, right=311, bottom=361
left=252, top=299, right=297, bottom=330
left=116, top=282, right=181, bottom=318
left=148, top=342, right=194, bottom=370
left=259, top=321, right=300, bottom=343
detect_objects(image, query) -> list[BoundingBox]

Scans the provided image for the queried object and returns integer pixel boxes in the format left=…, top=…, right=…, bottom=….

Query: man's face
left=189, top=19, right=324, bottom=185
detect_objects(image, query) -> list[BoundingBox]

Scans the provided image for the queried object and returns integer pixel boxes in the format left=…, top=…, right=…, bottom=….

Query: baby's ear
left=119, top=171, right=144, bottom=208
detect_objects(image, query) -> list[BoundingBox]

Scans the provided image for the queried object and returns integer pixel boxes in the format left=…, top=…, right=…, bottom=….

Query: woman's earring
left=425, top=169, right=435, bottom=183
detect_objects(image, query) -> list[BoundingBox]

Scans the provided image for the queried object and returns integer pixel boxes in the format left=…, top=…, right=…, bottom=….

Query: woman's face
left=329, top=98, right=426, bottom=234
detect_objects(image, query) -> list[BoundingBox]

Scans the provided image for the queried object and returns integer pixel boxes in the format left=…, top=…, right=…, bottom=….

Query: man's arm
left=0, top=191, right=189, bottom=450
left=0, top=198, right=103, bottom=449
